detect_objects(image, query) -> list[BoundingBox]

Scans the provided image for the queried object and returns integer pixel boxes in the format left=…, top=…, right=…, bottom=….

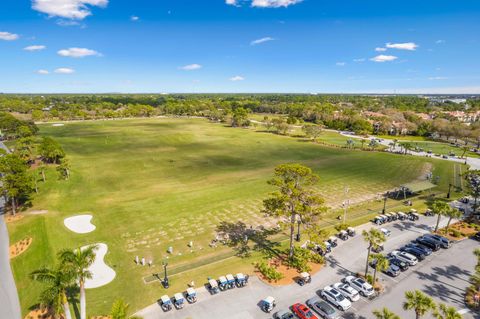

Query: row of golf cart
left=159, top=288, right=197, bottom=312
left=307, top=227, right=356, bottom=257
left=372, top=210, right=420, bottom=225
left=336, top=227, right=356, bottom=241
left=207, top=273, right=249, bottom=294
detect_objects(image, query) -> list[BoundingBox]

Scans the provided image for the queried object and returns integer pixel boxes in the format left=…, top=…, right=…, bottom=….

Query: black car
left=424, top=234, right=451, bottom=249
left=473, top=232, right=480, bottom=241
left=388, top=257, right=409, bottom=271
left=405, top=243, right=433, bottom=256
left=416, top=237, right=441, bottom=251
left=401, top=247, right=426, bottom=261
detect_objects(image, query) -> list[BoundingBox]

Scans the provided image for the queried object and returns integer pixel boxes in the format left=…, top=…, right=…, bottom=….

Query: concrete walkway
left=0, top=141, right=21, bottom=319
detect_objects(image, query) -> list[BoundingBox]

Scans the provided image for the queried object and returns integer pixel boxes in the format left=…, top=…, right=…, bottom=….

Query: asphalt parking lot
left=135, top=216, right=478, bottom=319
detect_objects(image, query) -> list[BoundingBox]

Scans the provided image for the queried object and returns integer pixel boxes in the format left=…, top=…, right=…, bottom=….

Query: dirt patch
left=255, top=258, right=323, bottom=286
left=91, top=316, right=110, bottom=319
left=24, top=308, right=61, bottom=319
left=4, top=214, right=24, bottom=223
left=28, top=210, right=48, bottom=215
left=10, top=237, right=33, bottom=259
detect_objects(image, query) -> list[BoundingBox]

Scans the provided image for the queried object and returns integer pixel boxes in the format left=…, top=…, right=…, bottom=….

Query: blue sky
left=1, top=0, right=479, bottom=93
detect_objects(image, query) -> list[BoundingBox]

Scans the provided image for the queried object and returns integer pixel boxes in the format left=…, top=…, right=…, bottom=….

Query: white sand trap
left=64, top=215, right=96, bottom=234
left=83, top=243, right=116, bottom=289
left=52, top=123, right=64, bottom=127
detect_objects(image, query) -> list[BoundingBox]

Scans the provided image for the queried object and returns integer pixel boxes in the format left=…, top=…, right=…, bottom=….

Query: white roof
left=160, top=295, right=170, bottom=303
left=208, top=279, right=218, bottom=287
left=236, top=273, right=245, bottom=280
left=226, top=274, right=235, bottom=281
left=264, top=296, right=275, bottom=303
left=174, top=293, right=184, bottom=300
left=300, top=272, right=310, bottom=278
left=218, top=276, right=227, bottom=283
left=329, top=236, right=337, bottom=241
left=186, top=287, right=196, bottom=295
left=347, top=227, right=355, bottom=231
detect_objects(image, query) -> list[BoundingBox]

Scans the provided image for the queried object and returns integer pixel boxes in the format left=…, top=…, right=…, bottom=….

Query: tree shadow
left=326, top=255, right=355, bottom=277
left=66, top=286, right=80, bottom=319
left=215, top=221, right=281, bottom=258
left=342, top=312, right=368, bottom=319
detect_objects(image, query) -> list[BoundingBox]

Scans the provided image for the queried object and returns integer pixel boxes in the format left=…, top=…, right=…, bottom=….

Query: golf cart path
left=134, top=216, right=472, bottom=319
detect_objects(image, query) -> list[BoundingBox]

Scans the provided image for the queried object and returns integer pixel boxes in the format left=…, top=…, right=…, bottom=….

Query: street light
left=382, top=191, right=389, bottom=214
left=295, top=217, right=301, bottom=242
left=447, top=183, right=452, bottom=199
left=162, top=261, right=169, bottom=289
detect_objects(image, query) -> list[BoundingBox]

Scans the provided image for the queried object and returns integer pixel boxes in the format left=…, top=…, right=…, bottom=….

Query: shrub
left=255, top=261, right=284, bottom=282
left=451, top=229, right=462, bottom=238
left=285, top=247, right=325, bottom=272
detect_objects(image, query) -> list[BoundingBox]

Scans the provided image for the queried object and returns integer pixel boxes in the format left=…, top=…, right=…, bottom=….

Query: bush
left=255, top=261, right=284, bottom=282
left=451, top=229, right=462, bottom=238
left=285, top=247, right=325, bottom=272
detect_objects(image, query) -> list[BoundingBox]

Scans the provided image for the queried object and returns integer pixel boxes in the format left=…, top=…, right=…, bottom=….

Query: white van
left=391, top=250, right=418, bottom=266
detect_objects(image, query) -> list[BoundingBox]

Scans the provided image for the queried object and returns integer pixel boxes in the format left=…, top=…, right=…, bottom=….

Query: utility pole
left=382, top=191, right=389, bottom=214
left=162, top=261, right=169, bottom=288
left=343, top=186, right=349, bottom=223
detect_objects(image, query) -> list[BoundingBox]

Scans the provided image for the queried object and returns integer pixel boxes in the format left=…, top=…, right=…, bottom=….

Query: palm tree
left=403, top=290, right=437, bottom=319
left=59, top=245, right=98, bottom=319
left=434, top=303, right=463, bottom=319
left=432, top=200, right=451, bottom=232
left=445, top=208, right=462, bottom=233
left=362, top=228, right=386, bottom=277
left=110, top=299, right=142, bottom=319
left=373, top=307, right=401, bottom=319
left=369, top=139, right=379, bottom=150
left=30, top=267, right=75, bottom=319
left=369, top=253, right=390, bottom=285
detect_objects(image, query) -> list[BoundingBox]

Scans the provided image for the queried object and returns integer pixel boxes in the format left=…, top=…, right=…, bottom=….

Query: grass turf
left=8, top=118, right=455, bottom=316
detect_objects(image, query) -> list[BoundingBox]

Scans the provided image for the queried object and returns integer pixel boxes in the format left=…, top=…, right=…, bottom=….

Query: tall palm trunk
left=80, top=281, right=86, bottom=319
left=435, top=214, right=441, bottom=232
left=365, top=244, right=371, bottom=277
left=372, top=267, right=377, bottom=286
left=62, top=295, right=72, bottom=319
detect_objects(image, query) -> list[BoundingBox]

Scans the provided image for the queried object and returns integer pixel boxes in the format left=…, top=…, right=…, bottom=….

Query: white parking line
left=457, top=308, right=470, bottom=315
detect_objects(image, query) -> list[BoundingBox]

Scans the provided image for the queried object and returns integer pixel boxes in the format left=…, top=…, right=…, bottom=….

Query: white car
left=320, top=286, right=352, bottom=311
left=342, top=276, right=374, bottom=297
left=391, top=250, right=418, bottom=266
left=380, top=228, right=391, bottom=237
left=332, top=282, right=360, bottom=302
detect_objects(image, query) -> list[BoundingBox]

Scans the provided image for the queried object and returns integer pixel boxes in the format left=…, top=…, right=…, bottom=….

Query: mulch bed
left=9, top=237, right=32, bottom=259
left=255, top=257, right=323, bottom=286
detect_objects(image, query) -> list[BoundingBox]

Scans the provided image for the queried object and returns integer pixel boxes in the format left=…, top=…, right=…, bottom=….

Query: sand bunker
left=52, top=123, right=64, bottom=127
left=83, top=243, right=116, bottom=289
left=64, top=215, right=96, bottom=234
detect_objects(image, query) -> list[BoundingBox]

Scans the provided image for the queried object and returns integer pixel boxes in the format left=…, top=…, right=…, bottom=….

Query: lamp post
left=295, top=218, right=301, bottom=242
left=162, top=261, right=169, bottom=289
left=447, top=183, right=452, bottom=199
left=343, top=186, right=350, bottom=223
left=382, top=191, right=389, bottom=214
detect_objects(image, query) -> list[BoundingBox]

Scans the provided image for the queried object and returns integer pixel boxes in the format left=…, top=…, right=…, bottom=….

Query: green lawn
left=8, top=118, right=455, bottom=317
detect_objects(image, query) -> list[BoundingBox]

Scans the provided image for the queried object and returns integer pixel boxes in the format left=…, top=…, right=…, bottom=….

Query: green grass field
left=8, top=118, right=456, bottom=317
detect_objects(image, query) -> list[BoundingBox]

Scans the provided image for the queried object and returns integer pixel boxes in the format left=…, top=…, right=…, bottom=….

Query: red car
left=292, top=303, right=318, bottom=319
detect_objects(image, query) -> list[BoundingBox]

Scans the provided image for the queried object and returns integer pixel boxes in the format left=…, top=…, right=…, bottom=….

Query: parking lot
left=135, top=216, right=478, bottom=319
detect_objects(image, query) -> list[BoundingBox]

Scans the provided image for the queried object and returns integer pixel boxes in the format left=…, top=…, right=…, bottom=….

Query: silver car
left=306, top=296, right=339, bottom=319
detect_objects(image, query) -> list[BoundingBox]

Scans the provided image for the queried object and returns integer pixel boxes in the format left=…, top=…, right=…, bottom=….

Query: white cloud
left=336, top=62, right=346, bottom=66
left=428, top=76, right=448, bottom=80
left=36, top=69, right=49, bottom=74
left=130, top=15, right=139, bottom=21
left=353, top=58, right=365, bottom=62
left=54, top=67, right=75, bottom=74
left=385, top=42, right=418, bottom=51
left=58, top=47, right=100, bottom=58
left=375, top=47, right=387, bottom=52
left=0, top=31, right=19, bottom=41
left=251, top=0, right=303, bottom=7
left=251, top=37, right=274, bottom=45
left=179, top=64, right=202, bottom=71
left=230, top=75, right=245, bottom=81
left=435, top=39, right=446, bottom=44
left=24, top=45, right=46, bottom=51
left=370, top=55, right=398, bottom=63
left=225, top=0, right=239, bottom=6
left=32, top=0, right=108, bottom=20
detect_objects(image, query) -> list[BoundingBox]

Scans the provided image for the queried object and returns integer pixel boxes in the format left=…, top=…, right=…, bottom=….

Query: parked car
left=472, top=231, right=480, bottom=241
left=404, top=243, right=432, bottom=256
left=390, top=250, right=418, bottom=266
left=274, top=309, right=295, bottom=319
left=380, top=228, right=391, bottom=237
left=291, top=303, right=318, bottom=319
left=370, top=259, right=400, bottom=277
left=342, top=276, right=374, bottom=297
left=332, top=282, right=360, bottom=302
left=320, top=286, right=352, bottom=311
left=416, top=236, right=441, bottom=251
left=306, top=296, right=339, bottom=319
left=400, top=246, right=426, bottom=261
left=388, top=256, right=409, bottom=271
left=424, top=234, right=451, bottom=248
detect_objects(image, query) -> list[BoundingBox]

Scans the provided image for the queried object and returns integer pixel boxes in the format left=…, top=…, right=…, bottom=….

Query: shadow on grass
left=216, top=221, right=281, bottom=258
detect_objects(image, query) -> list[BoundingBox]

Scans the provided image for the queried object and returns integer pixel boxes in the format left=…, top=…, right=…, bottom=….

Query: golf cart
left=328, top=236, right=338, bottom=247
left=159, top=295, right=172, bottom=312
left=218, top=276, right=228, bottom=291
left=379, top=214, right=389, bottom=223
left=338, top=230, right=348, bottom=241
left=235, top=273, right=248, bottom=287
left=260, top=296, right=276, bottom=313
left=186, top=288, right=197, bottom=303
left=323, top=241, right=332, bottom=253
left=296, top=272, right=311, bottom=286
left=373, top=216, right=384, bottom=225
left=397, top=212, right=407, bottom=220
left=408, top=210, right=420, bottom=221
left=174, top=293, right=185, bottom=310
left=226, top=274, right=236, bottom=289
left=208, top=278, right=220, bottom=294
left=347, top=227, right=356, bottom=237
left=425, top=209, right=434, bottom=216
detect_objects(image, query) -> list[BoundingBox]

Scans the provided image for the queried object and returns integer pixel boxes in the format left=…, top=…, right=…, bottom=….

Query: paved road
left=135, top=216, right=475, bottom=319
left=0, top=141, right=21, bottom=319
